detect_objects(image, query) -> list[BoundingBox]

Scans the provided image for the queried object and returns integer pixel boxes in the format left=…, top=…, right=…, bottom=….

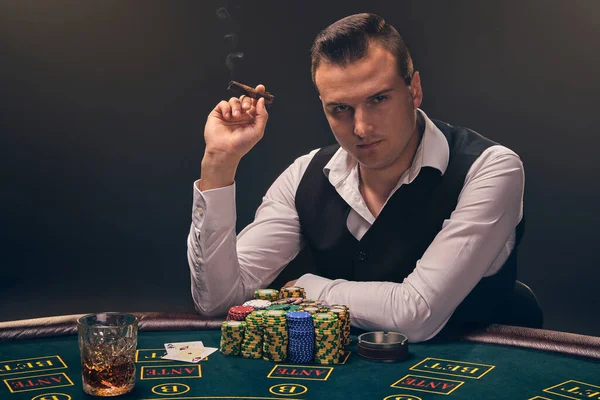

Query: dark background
left=1, top=1, right=599, bottom=336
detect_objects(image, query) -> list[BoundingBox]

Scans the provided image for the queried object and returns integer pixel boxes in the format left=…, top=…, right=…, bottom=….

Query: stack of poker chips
left=226, top=305, right=255, bottom=321
left=240, top=310, right=265, bottom=359
left=301, top=306, right=320, bottom=315
left=327, top=307, right=349, bottom=359
left=254, top=289, right=279, bottom=301
left=243, top=299, right=272, bottom=310
left=278, top=286, right=306, bottom=299
left=312, top=313, right=342, bottom=364
left=330, top=305, right=351, bottom=346
left=286, top=311, right=315, bottom=363
left=220, top=321, right=246, bottom=355
left=262, top=310, right=288, bottom=362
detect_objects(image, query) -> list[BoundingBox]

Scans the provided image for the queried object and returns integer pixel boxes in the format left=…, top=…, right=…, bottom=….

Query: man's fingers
left=240, top=95, right=253, bottom=111
left=215, top=100, right=232, bottom=119
left=237, top=86, right=265, bottom=112
left=214, top=89, right=266, bottom=120
left=284, top=279, right=298, bottom=288
left=229, top=97, right=243, bottom=117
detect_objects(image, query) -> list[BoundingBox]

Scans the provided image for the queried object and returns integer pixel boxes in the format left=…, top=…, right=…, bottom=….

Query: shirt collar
left=324, top=109, right=450, bottom=186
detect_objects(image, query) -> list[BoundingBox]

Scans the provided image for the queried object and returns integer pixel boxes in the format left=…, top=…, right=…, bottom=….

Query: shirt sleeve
left=296, top=145, right=525, bottom=342
left=187, top=150, right=318, bottom=316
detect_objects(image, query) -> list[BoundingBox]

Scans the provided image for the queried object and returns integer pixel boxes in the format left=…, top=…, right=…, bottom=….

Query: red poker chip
left=227, top=305, right=255, bottom=321
left=230, top=306, right=254, bottom=313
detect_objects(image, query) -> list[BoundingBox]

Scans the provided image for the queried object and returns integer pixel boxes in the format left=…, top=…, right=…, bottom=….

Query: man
left=188, top=13, right=524, bottom=342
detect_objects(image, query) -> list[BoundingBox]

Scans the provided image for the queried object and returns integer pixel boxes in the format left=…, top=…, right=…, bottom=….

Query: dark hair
left=310, top=13, right=414, bottom=89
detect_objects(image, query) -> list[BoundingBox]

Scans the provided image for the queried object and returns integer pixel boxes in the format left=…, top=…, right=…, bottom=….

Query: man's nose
left=353, top=107, right=374, bottom=137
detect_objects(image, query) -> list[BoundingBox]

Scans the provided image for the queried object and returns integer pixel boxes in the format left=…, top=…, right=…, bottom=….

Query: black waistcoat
left=295, top=120, right=524, bottom=324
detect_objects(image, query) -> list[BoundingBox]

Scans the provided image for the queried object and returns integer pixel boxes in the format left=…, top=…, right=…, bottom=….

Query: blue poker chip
left=288, top=326, right=313, bottom=332
left=288, top=355, right=313, bottom=363
left=289, top=331, right=313, bottom=335
left=287, top=319, right=312, bottom=323
left=288, top=325, right=313, bottom=330
left=287, top=317, right=315, bottom=364
left=289, top=338, right=314, bottom=344
left=289, top=351, right=313, bottom=356
left=286, top=312, right=312, bottom=319
left=289, top=348, right=313, bottom=352
left=289, top=337, right=314, bottom=342
left=288, top=328, right=314, bottom=333
left=289, top=336, right=313, bottom=340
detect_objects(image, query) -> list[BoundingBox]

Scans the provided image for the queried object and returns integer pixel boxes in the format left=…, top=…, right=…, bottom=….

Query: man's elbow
left=388, top=311, right=448, bottom=344
left=191, top=290, right=225, bottom=317
left=403, top=314, right=452, bottom=343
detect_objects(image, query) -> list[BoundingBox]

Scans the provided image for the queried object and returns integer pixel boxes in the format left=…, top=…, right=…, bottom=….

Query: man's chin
left=355, top=157, right=389, bottom=171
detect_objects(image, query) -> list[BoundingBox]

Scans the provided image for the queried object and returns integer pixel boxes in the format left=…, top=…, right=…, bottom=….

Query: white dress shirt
left=187, top=109, right=524, bottom=342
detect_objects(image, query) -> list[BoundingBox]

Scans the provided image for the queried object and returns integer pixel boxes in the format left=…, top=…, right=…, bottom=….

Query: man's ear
left=409, top=71, right=423, bottom=109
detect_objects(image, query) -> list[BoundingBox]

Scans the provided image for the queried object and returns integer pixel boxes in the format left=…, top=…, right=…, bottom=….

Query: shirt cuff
left=192, top=179, right=236, bottom=232
left=295, top=273, right=333, bottom=300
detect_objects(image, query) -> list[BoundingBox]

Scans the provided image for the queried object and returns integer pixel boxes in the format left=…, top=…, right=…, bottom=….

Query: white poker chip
left=243, top=299, right=272, bottom=309
left=265, top=310, right=287, bottom=316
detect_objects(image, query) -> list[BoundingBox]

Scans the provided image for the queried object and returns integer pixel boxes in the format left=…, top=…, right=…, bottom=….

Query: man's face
left=315, top=43, right=422, bottom=172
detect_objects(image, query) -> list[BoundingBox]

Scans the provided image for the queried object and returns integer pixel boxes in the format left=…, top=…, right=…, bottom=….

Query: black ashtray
left=357, top=331, right=409, bottom=363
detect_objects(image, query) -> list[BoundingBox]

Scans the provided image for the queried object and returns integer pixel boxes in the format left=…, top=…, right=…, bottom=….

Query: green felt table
left=1, top=319, right=600, bottom=400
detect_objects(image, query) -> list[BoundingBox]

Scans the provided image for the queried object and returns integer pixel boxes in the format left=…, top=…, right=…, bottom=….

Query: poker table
left=1, top=313, right=599, bottom=400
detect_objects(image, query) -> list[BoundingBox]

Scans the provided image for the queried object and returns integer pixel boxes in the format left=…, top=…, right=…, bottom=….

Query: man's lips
left=357, top=140, right=382, bottom=149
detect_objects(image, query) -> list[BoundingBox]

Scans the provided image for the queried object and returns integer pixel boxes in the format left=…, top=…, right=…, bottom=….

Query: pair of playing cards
left=161, top=341, right=218, bottom=363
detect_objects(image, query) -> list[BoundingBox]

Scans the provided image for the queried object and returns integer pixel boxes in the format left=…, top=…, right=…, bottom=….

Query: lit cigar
left=227, top=81, right=275, bottom=105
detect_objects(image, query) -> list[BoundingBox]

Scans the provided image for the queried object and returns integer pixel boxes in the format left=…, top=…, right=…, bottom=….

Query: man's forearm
left=296, top=149, right=524, bottom=343
left=188, top=150, right=317, bottom=317
left=188, top=183, right=245, bottom=316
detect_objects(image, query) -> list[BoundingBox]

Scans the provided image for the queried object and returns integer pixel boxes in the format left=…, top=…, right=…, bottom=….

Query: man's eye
left=334, top=105, right=349, bottom=113
left=372, top=95, right=387, bottom=104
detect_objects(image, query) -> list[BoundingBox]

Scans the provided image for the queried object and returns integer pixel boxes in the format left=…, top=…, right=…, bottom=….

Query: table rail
left=1, top=313, right=599, bottom=360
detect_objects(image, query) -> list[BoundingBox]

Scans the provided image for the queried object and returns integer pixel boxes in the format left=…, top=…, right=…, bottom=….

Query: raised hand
left=200, top=85, right=269, bottom=190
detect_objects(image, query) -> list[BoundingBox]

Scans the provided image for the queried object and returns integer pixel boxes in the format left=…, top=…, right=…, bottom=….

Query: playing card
left=164, top=341, right=204, bottom=355
left=166, top=348, right=207, bottom=363
left=161, top=346, right=218, bottom=363
left=194, top=347, right=218, bottom=361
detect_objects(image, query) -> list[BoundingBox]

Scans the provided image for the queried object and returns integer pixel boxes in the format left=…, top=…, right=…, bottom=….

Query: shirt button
left=197, top=207, right=204, bottom=216
left=357, top=250, right=368, bottom=261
